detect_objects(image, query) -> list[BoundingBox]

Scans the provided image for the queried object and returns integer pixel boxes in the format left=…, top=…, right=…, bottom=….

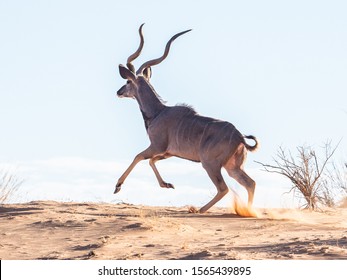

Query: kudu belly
left=166, top=117, right=242, bottom=163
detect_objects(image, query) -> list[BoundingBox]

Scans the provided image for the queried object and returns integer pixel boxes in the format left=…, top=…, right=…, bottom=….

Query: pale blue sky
left=1, top=0, right=346, bottom=208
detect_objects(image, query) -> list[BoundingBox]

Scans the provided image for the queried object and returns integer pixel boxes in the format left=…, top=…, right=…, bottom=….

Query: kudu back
left=115, top=24, right=259, bottom=213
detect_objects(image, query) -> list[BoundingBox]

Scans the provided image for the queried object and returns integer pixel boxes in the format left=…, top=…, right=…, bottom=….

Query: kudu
left=115, top=24, right=259, bottom=213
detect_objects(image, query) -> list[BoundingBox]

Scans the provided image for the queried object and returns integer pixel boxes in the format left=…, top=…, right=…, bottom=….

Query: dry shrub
left=257, top=142, right=340, bottom=210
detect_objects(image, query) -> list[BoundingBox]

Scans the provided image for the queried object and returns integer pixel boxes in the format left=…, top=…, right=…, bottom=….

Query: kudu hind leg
left=115, top=147, right=157, bottom=194
left=149, top=155, right=174, bottom=189
left=228, top=168, right=256, bottom=207
left=199, top=164, right=229, bottom=214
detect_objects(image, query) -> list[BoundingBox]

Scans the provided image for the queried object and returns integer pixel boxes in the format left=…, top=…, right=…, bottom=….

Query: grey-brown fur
left=115, top=25, right=259, bottom=213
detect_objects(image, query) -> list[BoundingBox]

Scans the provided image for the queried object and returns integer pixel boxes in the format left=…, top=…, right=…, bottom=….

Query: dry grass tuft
left=0, top=169, right=22, bottom=204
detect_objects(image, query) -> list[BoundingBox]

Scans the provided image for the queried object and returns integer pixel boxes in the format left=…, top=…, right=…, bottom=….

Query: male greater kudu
left=115, top=24, right=259, bottom=213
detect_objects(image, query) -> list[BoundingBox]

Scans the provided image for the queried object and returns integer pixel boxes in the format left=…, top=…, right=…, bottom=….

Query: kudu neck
left=135, top=78, right=166, bottom=129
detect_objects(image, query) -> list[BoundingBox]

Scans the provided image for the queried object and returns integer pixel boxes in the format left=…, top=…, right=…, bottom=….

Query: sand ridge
left=0, top=201, right=346, bottom=260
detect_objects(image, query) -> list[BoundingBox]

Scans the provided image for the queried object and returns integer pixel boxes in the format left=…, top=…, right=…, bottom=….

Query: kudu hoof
left=165, top=183, right=175, bottom=189
left=188, top=206, right=200, bottom=214
left=114, top=183, right=122, bottom=194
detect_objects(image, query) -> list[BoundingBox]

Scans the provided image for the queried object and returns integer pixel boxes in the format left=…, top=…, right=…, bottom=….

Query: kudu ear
left=119, top=64, right=136, bottom=81
left=142, top=67, right=152, bottom=81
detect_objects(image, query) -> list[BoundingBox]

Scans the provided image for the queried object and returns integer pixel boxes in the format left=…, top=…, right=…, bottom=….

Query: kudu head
left=117, top=24, right=191, bottom=99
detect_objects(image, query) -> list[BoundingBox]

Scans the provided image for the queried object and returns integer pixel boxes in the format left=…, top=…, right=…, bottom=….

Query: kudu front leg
left=115, top=147, right=156, bottom=194
left=149, top=154, right=174, bottom=189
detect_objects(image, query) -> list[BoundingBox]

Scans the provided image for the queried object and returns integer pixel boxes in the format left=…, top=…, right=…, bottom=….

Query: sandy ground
left=0, top=201, right=346, bottom=260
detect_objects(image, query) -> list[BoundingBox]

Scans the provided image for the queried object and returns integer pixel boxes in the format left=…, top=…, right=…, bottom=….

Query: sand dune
left=0, top=201, right=346, bottom=260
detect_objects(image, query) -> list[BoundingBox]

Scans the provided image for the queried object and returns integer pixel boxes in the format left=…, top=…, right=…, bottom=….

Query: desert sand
left=0, top=201, right=346, bottom=260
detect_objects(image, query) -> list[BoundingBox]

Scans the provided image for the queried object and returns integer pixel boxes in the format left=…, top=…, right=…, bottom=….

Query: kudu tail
left=243, top=135, right=259, bottom=152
